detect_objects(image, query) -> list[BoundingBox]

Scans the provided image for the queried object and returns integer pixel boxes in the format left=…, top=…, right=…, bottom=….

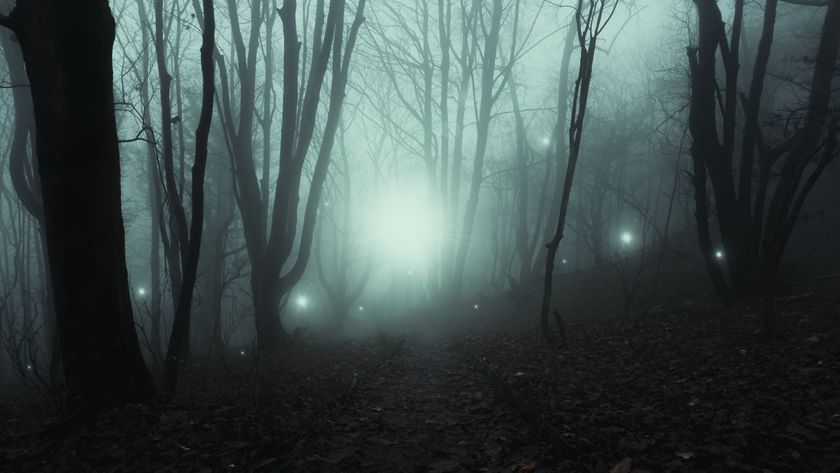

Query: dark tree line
left=687, top=0, right=840, bottom=333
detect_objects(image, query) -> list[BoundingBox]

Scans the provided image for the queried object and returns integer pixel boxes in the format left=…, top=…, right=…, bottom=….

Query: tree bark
left=163, top=0, right=215, bottom=393
left=2, top=0, right=153, bottom=411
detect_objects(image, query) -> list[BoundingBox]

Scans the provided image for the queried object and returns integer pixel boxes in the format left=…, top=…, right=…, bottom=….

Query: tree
left=450, top=0, right=514, bottom=298
left=315, top=122, right=373, bottom=328
left=541, top=0, right=622, bottom=344
left=122, top=0, right=166, bottom=360
left=228, top=0, right=366, bottom=351
left=162, top=0, right=216, bottom=393
left=367, top=0, right=531, bottom=302
left=687, top=0, right=840, bottom=333
left=0, top=0, right=153, bottom=411
left=0, top=0, right=61, bottom=384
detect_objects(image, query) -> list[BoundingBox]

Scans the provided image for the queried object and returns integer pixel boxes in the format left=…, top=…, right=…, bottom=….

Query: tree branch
left=118, top=126, right=156, bottom=145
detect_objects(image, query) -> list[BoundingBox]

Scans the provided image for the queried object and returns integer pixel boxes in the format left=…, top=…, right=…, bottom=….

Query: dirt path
left=283, top=339, right=548, bottom=472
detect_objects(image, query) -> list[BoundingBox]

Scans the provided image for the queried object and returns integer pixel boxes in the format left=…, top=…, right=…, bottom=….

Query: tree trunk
left=163, top=0, right=215, bottom=393
left=3, top=0, right=154, bottom=411
left=451, top=0, right=506, bottom=298
left=541, top=0, right=615, bottom=344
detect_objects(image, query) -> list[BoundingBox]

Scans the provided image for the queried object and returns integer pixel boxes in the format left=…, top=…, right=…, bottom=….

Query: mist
left=1, top=0, right=839, bottom=471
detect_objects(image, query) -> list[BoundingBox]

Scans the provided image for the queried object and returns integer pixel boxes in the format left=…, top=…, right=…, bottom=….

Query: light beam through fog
left=369, top=187, right=440, bottom=268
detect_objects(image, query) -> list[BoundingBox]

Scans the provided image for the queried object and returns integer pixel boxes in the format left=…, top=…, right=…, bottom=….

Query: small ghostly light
left=137, top=287, right=147, bottom=297
left=473, top=304, right=480, bottom=310
left=358, top=305, right=364, bottom=312
left=26, top=364, right=32, bottom=370
left=715, top=250, right=724, bottom=260
left=239, top=350, right=246, bottom=356
left=620, top=231, right=634, bottom=245
left=562, top=259, right=568, bottom=264
left=542, top=137, right=551, bottom=146
left=296, top=295, right=309, bottom=309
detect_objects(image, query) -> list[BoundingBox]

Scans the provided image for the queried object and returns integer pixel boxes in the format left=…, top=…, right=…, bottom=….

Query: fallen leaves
left=2, top=297, right=837, bottom=472
left=610, top=456, right=632, bottom=473
left=461, top=297, right=840, bottom=472
left=0, top=340, right=383, bottom=472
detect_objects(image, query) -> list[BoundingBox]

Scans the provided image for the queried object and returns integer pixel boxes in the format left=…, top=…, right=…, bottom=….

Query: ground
left=1, top=294, right=838, bottom=472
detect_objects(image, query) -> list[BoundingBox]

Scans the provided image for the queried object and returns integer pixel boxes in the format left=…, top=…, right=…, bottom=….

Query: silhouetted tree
left=0, top=0, right=153, bottom=411
left=0, top=3, right=60, bottom=383
left=163, top=0, right=216, bottom=394
left=229, top=0, right=366, bottom=351
left=541, top=0, right=622, bottom=344
left=687, top=0, right=840, bottom=333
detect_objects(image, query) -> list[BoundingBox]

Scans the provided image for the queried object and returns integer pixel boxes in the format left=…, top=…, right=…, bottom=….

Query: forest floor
left=1, top=293, right=839, bottom=472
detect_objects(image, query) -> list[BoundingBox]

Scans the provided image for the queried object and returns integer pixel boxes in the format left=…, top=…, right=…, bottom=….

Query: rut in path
left=285, top=339, right=548, bottom=472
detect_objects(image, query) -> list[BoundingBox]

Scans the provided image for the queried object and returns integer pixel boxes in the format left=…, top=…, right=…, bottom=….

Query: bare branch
left=118, top=126, right=156, bottom=145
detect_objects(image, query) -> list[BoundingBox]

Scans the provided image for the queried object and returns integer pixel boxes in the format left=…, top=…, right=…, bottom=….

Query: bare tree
left=0, top=2, right=61, bottom=384
left=541, top=0, right=622, bottom=344
left=162, top=0, right=216, bottom=394
left=687, top=0, right=840, bottom=333
left=0, top=0, right=154, bottom=412
left=231, top=0, right=366, bottom=351
left=315, top=123, right=373, bottom=327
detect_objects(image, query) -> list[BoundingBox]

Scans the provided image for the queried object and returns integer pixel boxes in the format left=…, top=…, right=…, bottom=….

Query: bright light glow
left=370, top=187, right=439, bottom=266
left=358, top=305, right=364, bottom=312
left=542, top=137, right=551, bottom=146
left=562, top=259, right=568, bottom=264
left=137, top=287, right=146, bottom=297
left=26, top=364, right=32, bottom=370
left=620, top=231, right=634, bottom=245
left=474, top=304, right=480, bottom=310
left=296, top=295, right=309, bottom=309
left=715, top=250, right=724, bottom=260
left=240, top=350, right=246, bottom=356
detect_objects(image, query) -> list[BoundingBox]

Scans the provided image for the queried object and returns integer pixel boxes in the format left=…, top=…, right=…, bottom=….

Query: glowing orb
left=358, top=305, right=364, bottom=312
left=370, top=188, right=439, bottom=265
left=620, top=231, right=634, bottom=245
left=542, top=137, right=551, bottom=146
left=26, top=364, right=32, bottom=370
left=240, top=350, right=246, bottom=356
left=473, top=304, right=480, bottom=310
left=715, top=250, right=724, bottom=260
left=296, top=295, right=309, bottom=309
left=562, top=259, right=568, bottom=264
left=137, top=287, right=147, bottom=297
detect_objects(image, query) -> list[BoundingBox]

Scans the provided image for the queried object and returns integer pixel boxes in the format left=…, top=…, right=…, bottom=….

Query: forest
left=0, top=0, right=839, bottom=471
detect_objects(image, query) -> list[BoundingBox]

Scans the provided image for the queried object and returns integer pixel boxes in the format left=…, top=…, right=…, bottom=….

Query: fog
left=2, top=0, right=838, bottom=367
left=0, top=1, right=839, bottom=467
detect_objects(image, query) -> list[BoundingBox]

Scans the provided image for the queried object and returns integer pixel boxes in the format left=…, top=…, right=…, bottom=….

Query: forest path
left=283, top=337, right=547, bottom=472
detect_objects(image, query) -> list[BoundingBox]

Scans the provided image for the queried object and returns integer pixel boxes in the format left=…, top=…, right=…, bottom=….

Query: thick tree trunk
left=3, top=0, right=153, bottom=410
left=252, top=275, right=289, bottom=351
left=688, top=0, right=839, bottom=308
